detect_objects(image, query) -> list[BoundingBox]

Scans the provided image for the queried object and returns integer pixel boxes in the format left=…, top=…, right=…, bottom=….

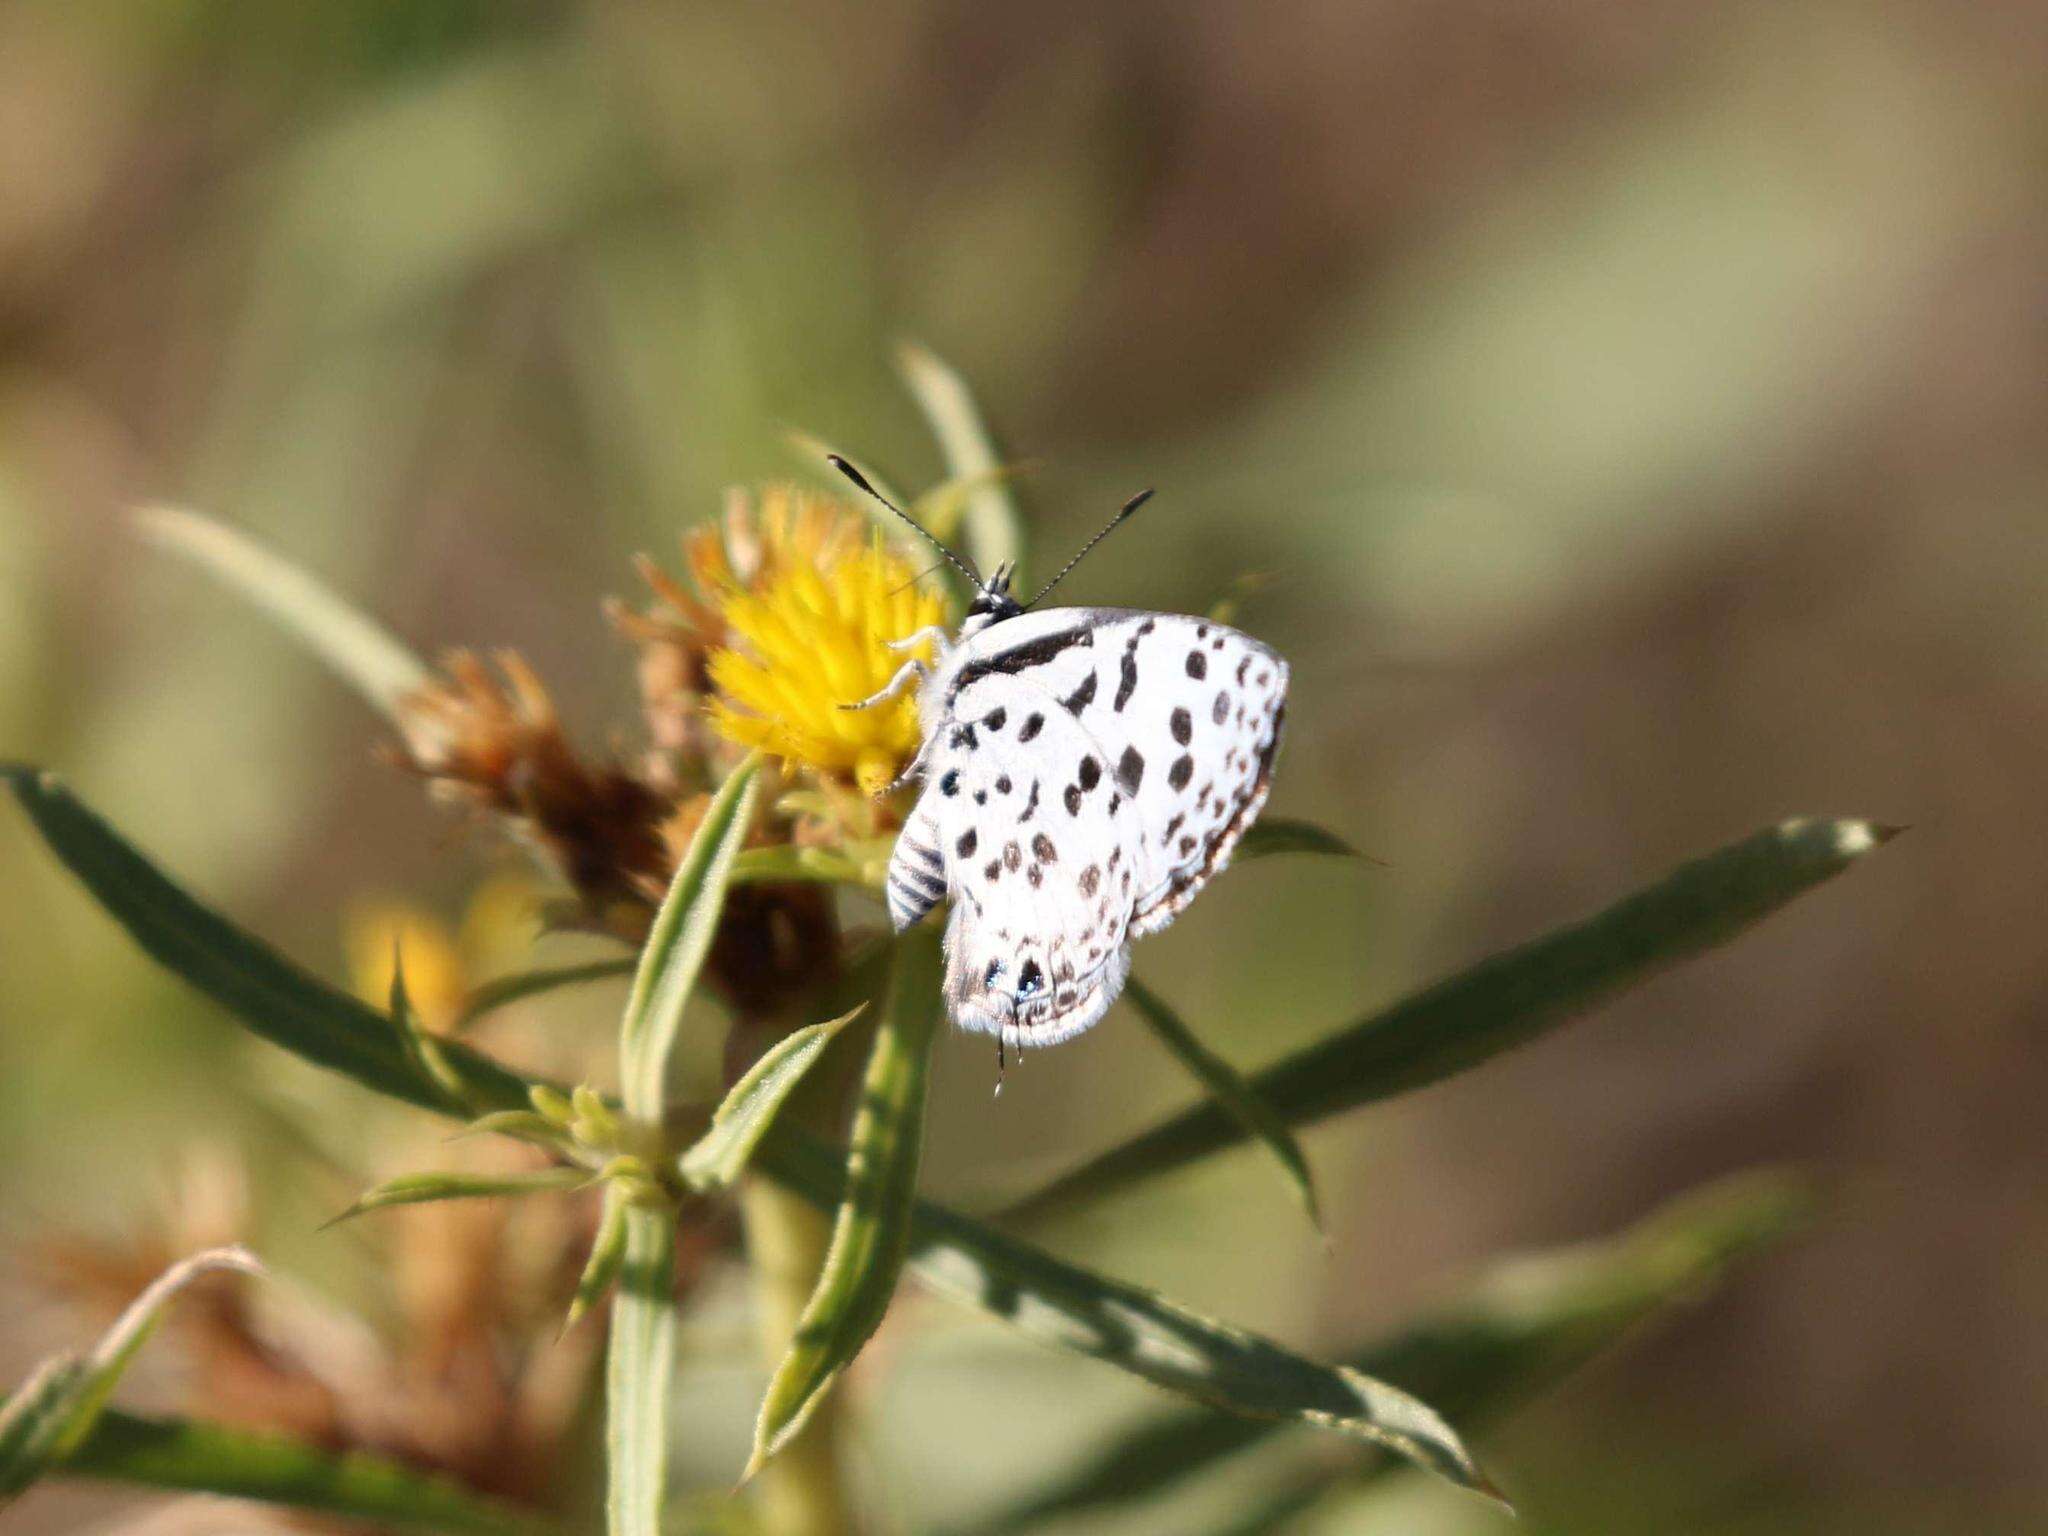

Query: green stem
left=739, top=1178, right=856, bottom=1536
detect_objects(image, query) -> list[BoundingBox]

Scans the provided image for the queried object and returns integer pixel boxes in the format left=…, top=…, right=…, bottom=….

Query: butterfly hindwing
left=901, top=664, right=1143, bottom=1044
left=889, top=607, right=1288, bottom=1048
left=1103, top=614, right=1288, bottom=936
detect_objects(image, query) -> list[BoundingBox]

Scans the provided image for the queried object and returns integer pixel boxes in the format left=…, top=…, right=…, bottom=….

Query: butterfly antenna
left=888, top=556, right=954, bottom=599
left=827, top=454, right=985, bottom=590
left=1025, top=488, right=1154, bottom=608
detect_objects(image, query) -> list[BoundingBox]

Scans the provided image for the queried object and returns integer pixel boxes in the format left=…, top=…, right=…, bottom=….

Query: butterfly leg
left=885, top=625, right=951, bottom=657
left=840, top=658, right=927, bottom=712
left=885, top=731, right=938, bottom=792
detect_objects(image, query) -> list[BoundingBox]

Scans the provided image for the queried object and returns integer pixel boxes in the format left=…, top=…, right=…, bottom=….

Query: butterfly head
left=963, top=562, right=1025, bottom=634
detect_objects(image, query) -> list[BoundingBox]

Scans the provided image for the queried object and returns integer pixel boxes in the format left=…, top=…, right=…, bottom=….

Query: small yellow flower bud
left=529, top=1084, right=575, bottom=1125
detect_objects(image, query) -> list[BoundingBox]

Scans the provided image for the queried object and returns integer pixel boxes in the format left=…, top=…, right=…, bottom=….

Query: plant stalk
left=739, top=1177, right=855, bottom=1536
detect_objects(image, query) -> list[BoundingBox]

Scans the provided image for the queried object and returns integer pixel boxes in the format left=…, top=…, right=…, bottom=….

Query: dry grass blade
left=0, top=1248, right=261, bottom=1503
left=895, top=341, right=1026, bottom=583
left=136, top=505, right=428, bottom=720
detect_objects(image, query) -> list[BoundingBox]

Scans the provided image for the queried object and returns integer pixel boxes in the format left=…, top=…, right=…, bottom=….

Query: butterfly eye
left=1015, top=959, right=1044, bottom=998
left=982, top=960, right=1004, bottom=988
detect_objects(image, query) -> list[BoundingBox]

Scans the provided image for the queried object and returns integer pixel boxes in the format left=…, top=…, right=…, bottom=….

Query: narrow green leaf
left=1, top=1247, right=260, bottom=1502
left=959, top=1169, right=1815, bottom=1535
left=896, top=341, right=1025, bottom=583
left=566, top=1184, right=632, bottom=1335
left=453, top=956, right=637, bottom=1033
left=1, top=766, right=535, bottom=1117
left=618, top=759, right=761, bottom=1123
left=678, top=1006, right=865, bottom=1192
left=751, top=1124, right=1498, bottom=1504
left=453, top=1110, right=575, bottom=1150
left=136, top=505, right=429, bottom=722
left=0, top=1360, right=89, bottom=1501
left=747, top=927, right=943, bottom=1479
left=331, top=1167, right=589, bottom=1225
left=606, top=1201, right=678, bottom=1536
left=65, top=1410, right=556, bottom=1536
left=1124, top=980, right=1322, bottom=1234
left=732, top=839, right=892, bottom=890
left=1013, top=818, right=1898, bottom=1219
left=1235, top=817, right=1364, bottom=862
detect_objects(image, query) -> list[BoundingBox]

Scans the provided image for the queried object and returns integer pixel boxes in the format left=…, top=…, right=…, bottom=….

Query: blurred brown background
left=2, top=2, right=2044, bottom=1532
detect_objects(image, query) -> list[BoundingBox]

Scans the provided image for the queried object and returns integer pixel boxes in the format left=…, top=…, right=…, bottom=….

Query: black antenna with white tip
left=826, top=454, right=985, bottom=591
left=1025, top=488, right=1153, bottom=609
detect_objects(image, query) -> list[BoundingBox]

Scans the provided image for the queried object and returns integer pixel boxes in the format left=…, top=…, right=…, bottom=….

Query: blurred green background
left=2, top=2, right=2043, bottom=1532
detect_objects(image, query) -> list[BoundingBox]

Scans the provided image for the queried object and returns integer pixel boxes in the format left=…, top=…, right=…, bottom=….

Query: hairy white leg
left=886, top=626, right=950, bottom=656
left=888, top=731, right=938, bottom=790
left=841, top=657, right=926, bottom=712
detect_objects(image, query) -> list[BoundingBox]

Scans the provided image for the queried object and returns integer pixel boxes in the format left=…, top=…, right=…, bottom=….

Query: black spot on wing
left=1170, top=707, right=1192, bottom=745
left=1062, top=671, right=1099, bottom=714
left=1114, top=641, right=1140, bottom=711
left=1185, top=650, right=1208, bottom=680
left=1019, top=712, right=1044, bottom=741
left=1116, top=746, right=1145, bottom=793
left=1168, top=754, right=1194, bottom=791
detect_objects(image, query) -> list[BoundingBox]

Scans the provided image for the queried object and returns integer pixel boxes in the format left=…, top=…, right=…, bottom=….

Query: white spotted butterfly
left=832, top=458, right=1289, bottom=1052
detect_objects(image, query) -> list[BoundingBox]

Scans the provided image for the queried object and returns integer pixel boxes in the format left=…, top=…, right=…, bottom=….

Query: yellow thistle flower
left=704, top=486, right=948, bottom=796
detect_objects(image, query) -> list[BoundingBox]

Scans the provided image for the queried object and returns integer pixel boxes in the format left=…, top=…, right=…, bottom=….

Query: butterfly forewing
left=889, top=607, right=1287, bottom=1048
left=1108, top=614, right=1288, bottom=936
